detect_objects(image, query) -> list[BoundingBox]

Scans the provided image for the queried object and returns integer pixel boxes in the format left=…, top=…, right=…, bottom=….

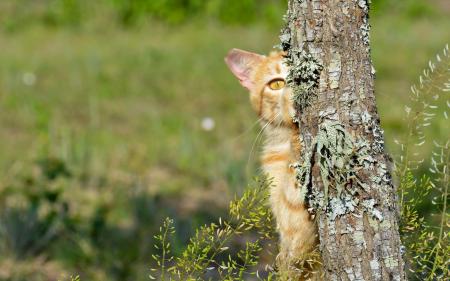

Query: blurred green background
left=0, top=0, right=449, bottom=280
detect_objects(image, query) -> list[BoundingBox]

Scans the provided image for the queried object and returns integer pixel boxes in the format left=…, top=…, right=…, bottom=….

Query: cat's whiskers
left=276, top=114, right=285, bottom=127
left=246, top=113, right=281, bottom=176
left=225, top=49, right=320, bottom=275
left=222, top=115, right=266, bottom=146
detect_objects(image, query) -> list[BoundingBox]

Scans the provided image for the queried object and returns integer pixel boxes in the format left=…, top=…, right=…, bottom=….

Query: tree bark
left=281, top=1, right=407, bottom=280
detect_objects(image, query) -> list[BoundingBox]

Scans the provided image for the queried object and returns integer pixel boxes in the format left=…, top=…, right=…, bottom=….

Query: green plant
left=0, top=157, right=73, bottom=258
left=150, top=177, right=276, bottom=280
left=395, top=44, right=449, bottom=280
left=150, top=44, right=450, bottom=281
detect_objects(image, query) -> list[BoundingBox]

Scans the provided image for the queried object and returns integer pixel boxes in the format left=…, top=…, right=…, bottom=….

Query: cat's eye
left=268, top=79, right=286, bottom=90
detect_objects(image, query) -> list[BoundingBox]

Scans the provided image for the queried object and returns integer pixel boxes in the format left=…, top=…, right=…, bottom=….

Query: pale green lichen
left=358, top=0, right=371, bottom=48
left=277, top=29, right=291, bottom=51
left=328, top=194, right=358, bottom=220
left=362, top=111, right=386, bottom=153
left=285, top=49, right=323, bottom=111
left=328, top=51, right=342, bottom=89
left=279, top=0, right=323, bottom=112
left=383, top=255, right=399, bottom=269
left=277, top=7, right=293, bottom=51
left=319, top=106, right=338, bottom=121
left=313, top=121, right=371, bottom=200
left=368, top=216, right=380, bottom=230
left=350, top=109, right=386, bottom=154
left=353, top=230, right=365, bottom=245
left=379, top=219, right=392, bottom=230
left=362, top=199, right=384, bottom=221
left=294, top=121, right=383, bottom=220
left=370, top=259, right=381, bottom=279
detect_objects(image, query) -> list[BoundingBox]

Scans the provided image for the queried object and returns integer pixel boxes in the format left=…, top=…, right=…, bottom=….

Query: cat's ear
left=225, top=49, right=264, bottom=90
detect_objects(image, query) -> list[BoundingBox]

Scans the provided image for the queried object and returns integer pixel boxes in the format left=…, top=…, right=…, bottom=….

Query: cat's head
left=225, top=49, right=295, bottom=127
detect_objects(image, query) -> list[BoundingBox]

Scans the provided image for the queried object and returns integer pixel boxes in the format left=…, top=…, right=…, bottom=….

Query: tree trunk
left=281, top=1, right=407, bottom=280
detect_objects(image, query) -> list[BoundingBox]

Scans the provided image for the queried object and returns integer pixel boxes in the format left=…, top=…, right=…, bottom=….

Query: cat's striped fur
left=225, top=49, right=320, bottom=279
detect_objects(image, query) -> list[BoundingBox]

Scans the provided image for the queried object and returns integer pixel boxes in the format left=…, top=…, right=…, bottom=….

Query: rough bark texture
left=281, top=1, right=407, bottom=280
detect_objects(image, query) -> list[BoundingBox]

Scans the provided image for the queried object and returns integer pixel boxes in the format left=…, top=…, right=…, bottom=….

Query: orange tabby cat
left=225, top=49, right=320, bottom=279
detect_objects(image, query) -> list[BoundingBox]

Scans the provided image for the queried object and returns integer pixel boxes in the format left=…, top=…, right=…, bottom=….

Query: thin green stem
left=427, top=145, right=449, bottom=280
left=160, top=219, right=171, bottom=281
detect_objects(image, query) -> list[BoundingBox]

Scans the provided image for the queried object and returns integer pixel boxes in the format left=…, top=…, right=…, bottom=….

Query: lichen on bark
left=282, top=0, right=407, bottom=280
left=286, top=49, right=323, bottom=112
left=293, top=120, right=383, bottom=221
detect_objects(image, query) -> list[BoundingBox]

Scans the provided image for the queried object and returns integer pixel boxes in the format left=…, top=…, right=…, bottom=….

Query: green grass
left=0, top=2, right=449, bottom=280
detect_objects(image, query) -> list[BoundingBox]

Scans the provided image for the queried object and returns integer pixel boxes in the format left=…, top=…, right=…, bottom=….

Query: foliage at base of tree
left=150, top=177, right=277, bottom=280
left=149, top=45, right=450, bottom=281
